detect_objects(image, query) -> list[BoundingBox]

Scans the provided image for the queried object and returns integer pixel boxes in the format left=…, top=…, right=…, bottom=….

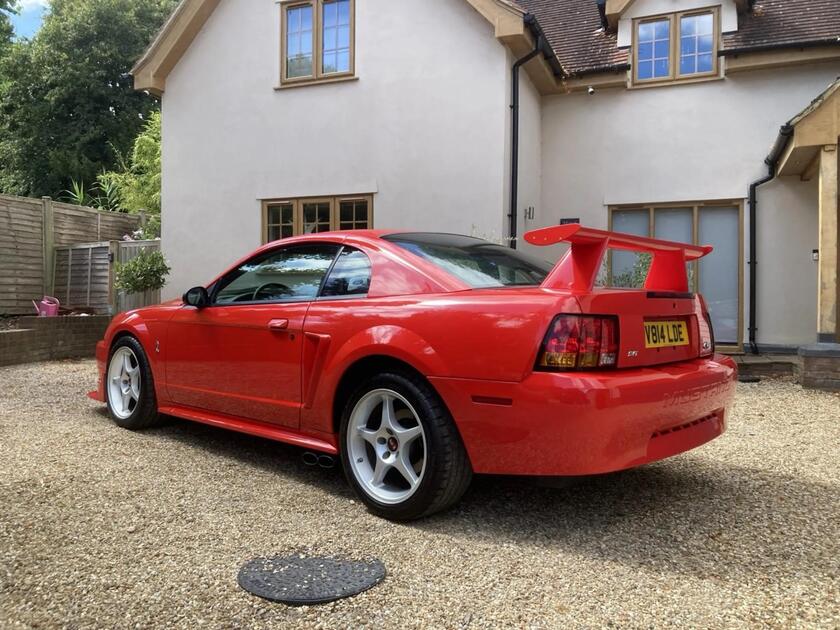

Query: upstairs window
left=281, top=0, right=355, bottom=87
left=633, top=8, right=718, bottom=86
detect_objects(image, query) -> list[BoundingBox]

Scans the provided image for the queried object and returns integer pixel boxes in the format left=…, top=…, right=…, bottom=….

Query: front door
left=165, top=243, right=339, bottom=428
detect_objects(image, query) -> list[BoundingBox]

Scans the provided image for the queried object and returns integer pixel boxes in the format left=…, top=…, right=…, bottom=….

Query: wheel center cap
left=386, top=437, right=399, bottom=452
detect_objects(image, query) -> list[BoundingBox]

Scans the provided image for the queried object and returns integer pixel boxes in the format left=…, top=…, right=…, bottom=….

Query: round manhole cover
left=237, top=554, right=386, bottom=605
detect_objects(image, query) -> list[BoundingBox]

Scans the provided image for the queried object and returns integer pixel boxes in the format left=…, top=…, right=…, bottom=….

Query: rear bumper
left=430, top=354, right=737, bottom=476
left=89, top=340, right=107, bottom=403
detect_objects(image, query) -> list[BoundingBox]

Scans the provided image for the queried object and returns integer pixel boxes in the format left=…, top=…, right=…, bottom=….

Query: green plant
left=115, top=249, right=170, bottom=294
left=62, top=178, right=91, bottom=206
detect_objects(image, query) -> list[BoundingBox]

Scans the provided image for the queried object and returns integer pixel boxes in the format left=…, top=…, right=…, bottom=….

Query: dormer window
left=633, top=8, right=718, bottom=86
left=280, top=0, right=355, bottom=88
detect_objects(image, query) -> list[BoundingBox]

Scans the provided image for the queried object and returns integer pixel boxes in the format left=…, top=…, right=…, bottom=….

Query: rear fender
left=301, top=325, right=446, bottom=435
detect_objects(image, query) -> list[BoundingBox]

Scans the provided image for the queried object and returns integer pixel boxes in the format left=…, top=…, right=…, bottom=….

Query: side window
left=320, top=247, right=371, bottom=297
left=214, top=245, right=338, bottom=304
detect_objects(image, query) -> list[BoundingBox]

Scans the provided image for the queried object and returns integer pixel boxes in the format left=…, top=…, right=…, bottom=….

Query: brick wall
left=0, top=316, right=110, bottom=367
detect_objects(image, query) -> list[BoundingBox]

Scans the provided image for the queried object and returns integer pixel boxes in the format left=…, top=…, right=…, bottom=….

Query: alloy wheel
left=107, top=346, right=142, bottom=420
left=347, top=388, right=427, bottom=505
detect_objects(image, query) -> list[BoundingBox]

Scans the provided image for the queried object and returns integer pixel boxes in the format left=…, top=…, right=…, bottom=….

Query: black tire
left=105, top=336, right=161, bottom=430
left=339, top=371, right=472, bottom=520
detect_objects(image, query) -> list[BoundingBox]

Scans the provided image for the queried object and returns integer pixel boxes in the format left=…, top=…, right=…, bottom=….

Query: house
left=131, top=0, right=840, bottom=387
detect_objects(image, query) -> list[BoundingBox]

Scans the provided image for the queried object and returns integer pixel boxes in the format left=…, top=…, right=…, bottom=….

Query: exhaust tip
left=301, top=452, right=319, bottom=466
left=318, top=454, right=336, bottom=469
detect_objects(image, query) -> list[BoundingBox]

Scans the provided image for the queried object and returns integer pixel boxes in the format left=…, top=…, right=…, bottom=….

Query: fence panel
left=116, top=240, right=162, bottom=313
left=52, top=201, right=140, bottom=246
left=52, top=242, right=113, bottom=314
left=0, top=194, right=142, bottom=314
left=0, top=196, right=45, bottom=314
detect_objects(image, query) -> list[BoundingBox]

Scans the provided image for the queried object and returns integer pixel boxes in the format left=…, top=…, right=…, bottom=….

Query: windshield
left=383, top=233, right=553, bottom=288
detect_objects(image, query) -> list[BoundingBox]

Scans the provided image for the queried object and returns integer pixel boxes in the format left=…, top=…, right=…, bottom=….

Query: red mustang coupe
left=91, top=225, right=736, bottom=520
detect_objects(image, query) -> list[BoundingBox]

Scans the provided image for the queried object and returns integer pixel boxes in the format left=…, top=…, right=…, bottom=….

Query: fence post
left=41, top=196, right=54, bottom=296
left=109, top=241, right=118, bottom=316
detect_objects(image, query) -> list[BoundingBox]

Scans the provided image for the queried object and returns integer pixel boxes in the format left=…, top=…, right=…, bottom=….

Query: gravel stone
left=1, top=361, right=838, bottom=629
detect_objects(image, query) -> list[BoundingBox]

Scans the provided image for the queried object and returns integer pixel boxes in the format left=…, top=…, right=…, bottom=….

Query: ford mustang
left=90, top=225, right=736, bottom=520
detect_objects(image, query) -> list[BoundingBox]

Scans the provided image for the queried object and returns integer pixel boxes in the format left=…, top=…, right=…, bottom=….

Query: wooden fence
left=51, top=240, right=161, bottom=315
left=116, top=240, right=162, bottom=313
left=0, top=194, right=142, bottom=314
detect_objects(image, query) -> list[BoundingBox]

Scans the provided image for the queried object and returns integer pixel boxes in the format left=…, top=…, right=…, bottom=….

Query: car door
left=165, top=243, right=340, bottom=428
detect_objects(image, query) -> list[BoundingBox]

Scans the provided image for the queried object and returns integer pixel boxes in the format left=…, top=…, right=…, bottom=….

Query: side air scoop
left=524, top=224, right=713, bottom=293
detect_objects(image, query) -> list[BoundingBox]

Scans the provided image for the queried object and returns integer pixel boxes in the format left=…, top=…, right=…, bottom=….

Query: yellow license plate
left=644, top=320, right=689, bottom=348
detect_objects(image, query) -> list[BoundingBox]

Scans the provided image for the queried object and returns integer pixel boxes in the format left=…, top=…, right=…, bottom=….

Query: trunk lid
left=576, top=289, right=703, bottom=368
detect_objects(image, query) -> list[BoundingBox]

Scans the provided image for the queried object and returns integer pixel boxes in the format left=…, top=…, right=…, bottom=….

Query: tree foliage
left=98, top=110, right=161, bottom=234
left=0, top=0, right=177, bottom=197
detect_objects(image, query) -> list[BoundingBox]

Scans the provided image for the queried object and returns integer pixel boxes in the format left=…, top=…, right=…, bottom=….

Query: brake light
left=537, top=315, right=619, bottom=371
left=700, top=311, right=715, bottom=356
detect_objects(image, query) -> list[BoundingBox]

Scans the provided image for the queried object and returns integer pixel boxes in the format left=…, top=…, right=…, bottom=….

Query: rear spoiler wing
left=524, top=224, right=713, bottom=293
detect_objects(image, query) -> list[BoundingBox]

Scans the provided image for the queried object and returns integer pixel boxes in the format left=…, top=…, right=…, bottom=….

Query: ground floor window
left=608, top=202, right=743, bottom=347
left=262, top=195, right=373, bottom=243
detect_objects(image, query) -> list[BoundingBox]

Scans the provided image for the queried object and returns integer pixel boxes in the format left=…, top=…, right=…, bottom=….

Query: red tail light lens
left=700, top=311, right=715, bottom=356
left=537, top=315, right=619, bottom=371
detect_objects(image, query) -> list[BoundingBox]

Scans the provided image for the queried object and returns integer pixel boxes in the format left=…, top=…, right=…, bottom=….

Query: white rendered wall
left=161, top=0, right=510, bottom=297
left=537, top=63, right=840, bottom=346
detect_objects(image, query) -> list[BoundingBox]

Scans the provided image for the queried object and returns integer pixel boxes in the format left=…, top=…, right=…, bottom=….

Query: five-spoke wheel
left=107, top=346, right=141, bottom=419
left=347, top=389, right=427, bottom=505
left=105, top=336, right=161, bottom=430
left=340, top=371, right=472, bottom=520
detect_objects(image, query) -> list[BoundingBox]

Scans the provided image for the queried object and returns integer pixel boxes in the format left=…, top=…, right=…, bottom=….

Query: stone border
left=0, top=316, right=110, bottom=367
left=797, top=343, right=840, bottom=391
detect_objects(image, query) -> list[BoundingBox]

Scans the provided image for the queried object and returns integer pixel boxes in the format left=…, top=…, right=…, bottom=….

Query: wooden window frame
left=279, top=0, right=356, bottom=89
left=632, top=6, right=720, bottom=88
left=261, top=194, right=374, bottom=243
left=608, top=200, right=744, bottom=351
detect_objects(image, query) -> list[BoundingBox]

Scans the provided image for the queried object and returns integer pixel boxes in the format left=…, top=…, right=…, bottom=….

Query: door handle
left=268, top=318, right=289, bottom=331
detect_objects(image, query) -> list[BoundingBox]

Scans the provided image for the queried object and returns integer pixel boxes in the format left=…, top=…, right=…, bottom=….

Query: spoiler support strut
left=524, top=224, right=713, bottom=293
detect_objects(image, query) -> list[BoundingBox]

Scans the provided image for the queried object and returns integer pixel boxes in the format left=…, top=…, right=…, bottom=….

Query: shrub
left=115, top=250, right=170, bottom=294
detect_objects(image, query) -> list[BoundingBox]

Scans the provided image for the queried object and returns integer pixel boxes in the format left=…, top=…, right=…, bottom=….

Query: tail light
left=536, top=315, right=619, bottom=371
left=700, top=311, right=715, bottom=357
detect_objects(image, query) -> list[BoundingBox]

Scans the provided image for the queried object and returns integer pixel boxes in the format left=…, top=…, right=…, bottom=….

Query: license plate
left=644, top=320, right=689, bottom=348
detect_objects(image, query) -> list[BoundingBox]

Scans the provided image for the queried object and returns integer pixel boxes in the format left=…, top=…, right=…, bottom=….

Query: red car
left=91, top=225, right=736, bottom=520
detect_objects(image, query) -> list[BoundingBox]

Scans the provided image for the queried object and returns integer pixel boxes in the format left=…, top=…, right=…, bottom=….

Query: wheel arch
left=331, top=355, right=451, bottom=438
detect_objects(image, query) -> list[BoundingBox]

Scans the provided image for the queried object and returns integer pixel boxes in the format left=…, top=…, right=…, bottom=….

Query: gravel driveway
left=1, top=360, right=838, bottom=629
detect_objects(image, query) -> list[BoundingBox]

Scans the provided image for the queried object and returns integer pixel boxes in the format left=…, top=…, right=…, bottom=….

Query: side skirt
left=158, top=404, right=339, bottom=454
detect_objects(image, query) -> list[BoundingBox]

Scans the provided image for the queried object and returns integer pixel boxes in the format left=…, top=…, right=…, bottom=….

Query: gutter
left=748, top=123, right=794, bottom=354
left=508, top=14, right=564, bottom=249
left=721, top=37, right=840, bottom=57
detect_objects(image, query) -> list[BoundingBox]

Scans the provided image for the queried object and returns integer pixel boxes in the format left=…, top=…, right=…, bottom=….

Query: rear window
left=383, top=233, right=552, bottom=288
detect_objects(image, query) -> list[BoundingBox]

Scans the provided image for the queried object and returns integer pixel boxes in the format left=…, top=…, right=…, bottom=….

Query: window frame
left=261, top=194, right=374, bottom=244
left=279, top=0, right=356, bottom=88
left=607, top=200, right=744, bottom=351
left=632, top=6, right=720, bottom=87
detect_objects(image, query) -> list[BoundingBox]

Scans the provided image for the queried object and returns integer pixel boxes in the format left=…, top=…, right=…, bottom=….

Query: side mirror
left=183, top=286, right=210, bottom=309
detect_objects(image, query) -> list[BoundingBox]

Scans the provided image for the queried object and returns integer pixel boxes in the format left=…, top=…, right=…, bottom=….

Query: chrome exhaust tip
left=301, top=452, right=319, bottom=466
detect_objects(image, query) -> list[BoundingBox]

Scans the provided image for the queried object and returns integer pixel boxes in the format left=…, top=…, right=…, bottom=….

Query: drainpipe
left=509, top=44, right=541, bottom=250
left=748, top=123, right=794, bottom=354
left=508, top=14, right=564, bottom=249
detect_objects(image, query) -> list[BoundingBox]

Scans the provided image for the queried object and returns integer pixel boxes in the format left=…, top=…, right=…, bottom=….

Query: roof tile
left=516, top=0, right=840, bottom=76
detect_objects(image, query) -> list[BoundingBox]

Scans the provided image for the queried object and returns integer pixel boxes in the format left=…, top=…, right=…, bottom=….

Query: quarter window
left=633, top=9, right=718, bottom=86
left=263, top=195, right=373, bottom=243
left=281, top=0, right=355, bottom=86
left=213, top=245, right=339, bottom=304
left=321, top=247, right=371, bottom=297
